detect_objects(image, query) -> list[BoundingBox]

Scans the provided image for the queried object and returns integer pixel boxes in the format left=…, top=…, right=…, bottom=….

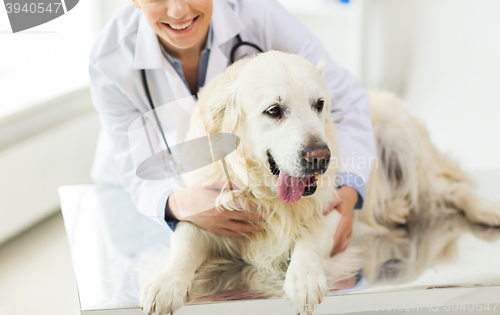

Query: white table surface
left=58, top=171, right=500, bottom=315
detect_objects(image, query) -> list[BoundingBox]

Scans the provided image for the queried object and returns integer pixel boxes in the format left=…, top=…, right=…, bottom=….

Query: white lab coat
left=89, top=0, right=376, bottom=229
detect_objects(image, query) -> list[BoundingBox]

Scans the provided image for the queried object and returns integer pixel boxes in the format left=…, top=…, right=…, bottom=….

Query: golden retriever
left=140, top=51, right=500, bottom=315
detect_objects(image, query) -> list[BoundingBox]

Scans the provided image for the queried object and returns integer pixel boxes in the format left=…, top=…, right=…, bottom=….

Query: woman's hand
left=323, top=186, right=357, bottom=256
left=167, top=181, right=264, bottom=237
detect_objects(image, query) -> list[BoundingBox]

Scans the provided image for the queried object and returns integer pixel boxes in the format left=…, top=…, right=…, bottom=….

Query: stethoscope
left=138, top=35, right=263, bottom=180
left=229, top=34, right=263, bottom=64
left=141, top=34, right=263, bottom=109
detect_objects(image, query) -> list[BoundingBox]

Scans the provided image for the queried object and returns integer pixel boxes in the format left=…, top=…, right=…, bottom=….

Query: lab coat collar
left=133, top=0, right=245, bottom=71
left=211, top=0, right=245, bottom=46
left=205, top=0, right=245, bottom=82
left=133, top=15, right=170, bottom=70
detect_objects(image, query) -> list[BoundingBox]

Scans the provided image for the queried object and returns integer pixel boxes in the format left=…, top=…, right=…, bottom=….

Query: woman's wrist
left=165, top=192, right=180, bottom=221
left=338, top=186, right=358, bottom=209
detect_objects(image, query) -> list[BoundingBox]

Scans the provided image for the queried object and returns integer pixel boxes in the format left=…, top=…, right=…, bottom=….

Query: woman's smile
left=133, top=0, right=212, bottom=51
left=163, top=16, right=199, bottom=33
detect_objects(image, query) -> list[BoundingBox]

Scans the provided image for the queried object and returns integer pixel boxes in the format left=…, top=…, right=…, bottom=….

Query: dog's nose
left=303, top=146, right=331, bottom=174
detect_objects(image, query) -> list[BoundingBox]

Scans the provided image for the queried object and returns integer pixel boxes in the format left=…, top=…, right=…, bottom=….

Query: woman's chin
left=159, top=34, right=204, bottom=52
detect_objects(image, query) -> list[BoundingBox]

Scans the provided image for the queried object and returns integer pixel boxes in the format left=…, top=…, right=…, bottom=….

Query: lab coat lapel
left=133, top=14, right=191, bottom=103
left=133, top=15, right=169, bottom=70
left=205, top=0, right=245, bottom=82
left=206, top=45, right=228, bottom=83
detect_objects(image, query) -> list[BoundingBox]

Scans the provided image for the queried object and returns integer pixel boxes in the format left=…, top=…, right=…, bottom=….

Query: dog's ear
left=202, top=79, right=242, bottom=134
left=201, top=59, right=252, bottom=134
left=208, top=90, right=240, bottom=133
left=316, top=58, right=326, bottom=77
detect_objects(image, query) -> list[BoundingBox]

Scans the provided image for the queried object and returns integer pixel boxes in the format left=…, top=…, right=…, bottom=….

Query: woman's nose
left=167, top=0, right=190, bottom=20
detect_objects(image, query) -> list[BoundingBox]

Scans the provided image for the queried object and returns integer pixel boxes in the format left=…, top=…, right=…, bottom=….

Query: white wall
left=362, top=0, right=500, bottom=170
left=360, top=0, right=418, bottom=94
left=96, top=0, right=130, bottom=30
left=279, top=0, right=364, bottom=79
left=0, top=90, right=99, bottom=244
left=0, top=0, right=129, bottom=244
left=405, top=0, right=500, bottom=170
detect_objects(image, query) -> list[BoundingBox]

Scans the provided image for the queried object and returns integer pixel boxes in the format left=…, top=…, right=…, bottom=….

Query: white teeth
left=168, top=19, right=194, bottom=30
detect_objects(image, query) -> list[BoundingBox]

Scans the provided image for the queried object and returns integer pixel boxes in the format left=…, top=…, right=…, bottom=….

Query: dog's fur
left=140, top=51, right=500, bottom=315
left=353, top=212, right=500, bottom=287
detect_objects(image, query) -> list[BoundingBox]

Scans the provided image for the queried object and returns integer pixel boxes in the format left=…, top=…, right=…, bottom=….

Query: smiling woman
left=133, top=0, right=212, bottom=51
left=132, top=0, right=213, bottom=94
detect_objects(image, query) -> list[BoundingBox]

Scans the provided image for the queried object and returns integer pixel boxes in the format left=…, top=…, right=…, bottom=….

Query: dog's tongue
left=277, top=171, right=306, bottom=203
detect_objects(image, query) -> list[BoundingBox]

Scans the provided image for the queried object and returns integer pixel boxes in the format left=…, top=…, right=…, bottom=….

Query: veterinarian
left=89, top=0, right=376, bottom=256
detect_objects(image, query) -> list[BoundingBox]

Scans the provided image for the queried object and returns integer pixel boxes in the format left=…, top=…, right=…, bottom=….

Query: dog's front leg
left=284, top=210, right=342, bottom=315
left=140, top=222, right=211, bottom=315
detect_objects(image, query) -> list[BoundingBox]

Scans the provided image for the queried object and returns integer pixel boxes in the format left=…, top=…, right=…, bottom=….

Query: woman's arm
left=90, top=61, right=178, bottom=227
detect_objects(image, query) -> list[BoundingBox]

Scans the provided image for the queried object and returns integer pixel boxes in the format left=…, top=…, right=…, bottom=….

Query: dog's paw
left=140, top=273, right=191, bottom=315
left=386, top=199, right=410, bottom=225
left=284, top=259, right=327, bottom=315
left=466, top=199, right=500, bottom=227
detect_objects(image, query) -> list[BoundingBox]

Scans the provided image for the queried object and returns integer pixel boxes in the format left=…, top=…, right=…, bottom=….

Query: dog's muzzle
left=301, top=146, right=331, bottom=176
left=267, top=151, right=319, bottom=199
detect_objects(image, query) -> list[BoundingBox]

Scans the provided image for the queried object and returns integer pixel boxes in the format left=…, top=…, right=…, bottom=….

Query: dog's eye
left=315, top=99, right=325, bottom=112
left=264, top=105, right=282, bottom=119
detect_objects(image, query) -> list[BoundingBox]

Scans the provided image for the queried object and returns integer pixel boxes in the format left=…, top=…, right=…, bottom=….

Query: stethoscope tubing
left=230, top=34, right=264, bottom=64
left=140, top=34, right=263, bottom=174
left=142, top=35, right=263, bottom=111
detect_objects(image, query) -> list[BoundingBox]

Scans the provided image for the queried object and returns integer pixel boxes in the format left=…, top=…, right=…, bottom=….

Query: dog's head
left=198, top=51, right=336, bottom=203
